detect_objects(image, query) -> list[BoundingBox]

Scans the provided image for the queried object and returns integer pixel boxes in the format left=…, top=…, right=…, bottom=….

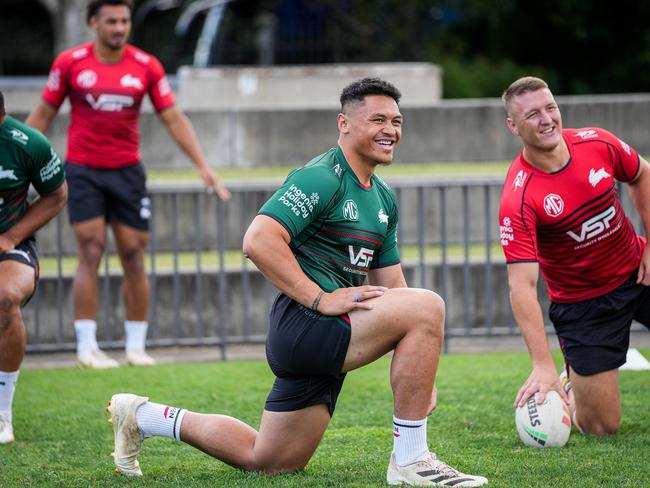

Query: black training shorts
left=65, top=162, right=151, bottom=231
left=265, top=293, right=351, bottom=416
left=549, top=272, right=650, bottom=376
left=0, top=236, right=39, bottom=304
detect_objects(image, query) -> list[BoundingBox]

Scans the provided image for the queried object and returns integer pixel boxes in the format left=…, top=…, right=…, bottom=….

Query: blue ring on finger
left=354, top=293, right=361, bottom=302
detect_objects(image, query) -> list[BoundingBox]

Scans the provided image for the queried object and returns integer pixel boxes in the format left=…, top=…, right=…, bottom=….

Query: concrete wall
left=177, top=63, right=443, bottom=110
left=8, top=93, right=650, bottom=168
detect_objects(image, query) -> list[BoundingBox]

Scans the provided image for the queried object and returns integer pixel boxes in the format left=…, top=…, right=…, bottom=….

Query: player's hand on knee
left=318, top=285, right=387, bottom=315
left=636, top=246, right=650, bottom=285
left=0, top=233, right=16, bottom=253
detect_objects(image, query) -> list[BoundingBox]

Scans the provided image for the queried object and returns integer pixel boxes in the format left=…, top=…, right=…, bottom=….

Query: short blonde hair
left=502, top=77, right=549, bottom=114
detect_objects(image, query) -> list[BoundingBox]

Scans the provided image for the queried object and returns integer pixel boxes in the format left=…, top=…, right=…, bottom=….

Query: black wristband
left=311, top=290, right=324, bottom=311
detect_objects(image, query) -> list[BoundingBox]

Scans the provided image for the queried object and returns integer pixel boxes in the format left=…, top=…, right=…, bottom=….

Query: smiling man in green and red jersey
left=105, top=78, right=488, bottom=487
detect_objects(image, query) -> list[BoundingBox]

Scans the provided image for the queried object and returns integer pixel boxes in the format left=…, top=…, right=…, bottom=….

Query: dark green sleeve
left=26, top=132, right=65, bottom=194
left=373, top=193, right=400, bottom=268
left=259, top=165, right=340, bottom=238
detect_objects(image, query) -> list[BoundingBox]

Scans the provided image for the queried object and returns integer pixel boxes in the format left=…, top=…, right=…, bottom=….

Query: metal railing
left=24, top=178, right=643, bottom=356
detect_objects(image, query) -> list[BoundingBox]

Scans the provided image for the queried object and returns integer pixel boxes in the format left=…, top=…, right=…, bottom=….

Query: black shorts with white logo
left=65, top=162, right=151, bottom=231
left=265, top=293, right=351, bottom=416
left=0, top=236, right=39, bottom=304
left=549, top=272, right=650, bottom=376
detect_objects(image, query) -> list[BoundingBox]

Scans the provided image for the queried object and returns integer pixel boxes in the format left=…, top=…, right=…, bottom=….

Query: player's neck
left=340, top=149, right=374, bottom=185
left=522, top=140, right=570, bottom=173
left=93, top=41, right=125, bottom=64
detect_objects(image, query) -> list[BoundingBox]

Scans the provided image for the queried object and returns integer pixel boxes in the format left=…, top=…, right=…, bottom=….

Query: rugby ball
left=515, top=391, right=571, bottom=447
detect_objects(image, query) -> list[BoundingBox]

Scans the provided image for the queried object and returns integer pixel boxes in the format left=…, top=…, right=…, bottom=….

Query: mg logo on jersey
left=589, top=167, right=611, bottom=187
left=86, top=94, right=134, bottom=112
left=121, top=74, right=144, bottom=90
left=543, top=194, right=564, bottom=217
left=567, top=206, right=616, bottom=242
left=512, top=169, right=527, bottom=192
left=348, top=246, right=374, bottom=267
left=342, top=199, right=359, bottom=221
left=77, top=69, right=97, bottom=88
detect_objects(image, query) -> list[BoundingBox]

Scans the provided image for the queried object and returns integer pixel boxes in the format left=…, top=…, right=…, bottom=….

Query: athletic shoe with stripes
left=106, top=393, right=149, bottom=477
left=0, top=413, right=14, bottom=444
left=387, top=451, right=488, bottom=486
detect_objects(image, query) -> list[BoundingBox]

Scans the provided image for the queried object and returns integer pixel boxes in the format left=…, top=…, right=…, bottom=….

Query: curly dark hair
left=340, top=77, right=401, bottom=112
left=87, top=0, right=134, bottom=24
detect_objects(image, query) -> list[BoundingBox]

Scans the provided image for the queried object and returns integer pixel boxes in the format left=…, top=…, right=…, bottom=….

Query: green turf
left=2, top=349, right=649, bottom=487
left=39, top=243, right=506, bottom=276
left=147, top=161, right=511, bottom=183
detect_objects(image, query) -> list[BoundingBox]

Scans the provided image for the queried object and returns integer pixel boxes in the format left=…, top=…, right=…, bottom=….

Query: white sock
left=135, top=400, right=187, bottom=440
left=74, top=320, right=99, bottom=356
left=125, top=320, right=148, bottom=352
left=0, top=371, right=19, bottom=423
left=392, top=416, right=428, bottom=466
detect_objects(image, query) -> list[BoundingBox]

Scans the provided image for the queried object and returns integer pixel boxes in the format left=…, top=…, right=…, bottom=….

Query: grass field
left=2, top=350, right=649, bottom=487
left=147, top=161, right=511, bottom=183
left=38, top=243, right=506, bottom=276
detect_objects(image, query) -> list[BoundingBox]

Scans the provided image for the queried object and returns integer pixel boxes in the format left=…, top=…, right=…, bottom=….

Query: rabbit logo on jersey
left=278, top=185, right=319, bottom=218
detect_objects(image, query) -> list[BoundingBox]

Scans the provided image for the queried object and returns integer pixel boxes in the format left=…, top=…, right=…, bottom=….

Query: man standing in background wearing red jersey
left=500, top=76, right=650, bottom=435
left=26, top=0, right=231, bottom=368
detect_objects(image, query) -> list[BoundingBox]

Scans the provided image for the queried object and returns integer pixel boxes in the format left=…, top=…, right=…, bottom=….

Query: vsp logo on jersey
left=278, top=185, right=318, bottom=219
left=348, top=246, right=374, bottom=267
left=567, top=206, right=616, bottom=243
left=342, top=199, right=359, bottom=221
left=543, top=194, right=564, bottom=217
left=86, top=94, right=134, bottom=112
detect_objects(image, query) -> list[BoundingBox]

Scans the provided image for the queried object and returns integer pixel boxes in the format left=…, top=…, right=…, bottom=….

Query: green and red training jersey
left=260, top=146, right=400, bottom=292
left=0, top=116, right=65, bottom=233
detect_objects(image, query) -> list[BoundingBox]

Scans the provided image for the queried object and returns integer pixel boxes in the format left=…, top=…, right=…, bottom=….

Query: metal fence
left=24, top=178, right=643, bottom=356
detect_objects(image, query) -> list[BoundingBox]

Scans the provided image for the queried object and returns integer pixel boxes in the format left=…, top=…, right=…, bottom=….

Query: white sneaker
left=78, top=349, right=120, bottom=369
left=107, top=393, right=149, bottom=477
left=387, top=451, right=488, bottom=486
left=126, top=350, right=156, bottom=366
left=0, top=414, right=14, bottom=444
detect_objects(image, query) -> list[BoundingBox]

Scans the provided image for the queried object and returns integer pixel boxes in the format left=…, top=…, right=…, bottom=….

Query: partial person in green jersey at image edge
left=0, top=90, right=68, bottom=444
left=106, top=78, right=488, bottom=487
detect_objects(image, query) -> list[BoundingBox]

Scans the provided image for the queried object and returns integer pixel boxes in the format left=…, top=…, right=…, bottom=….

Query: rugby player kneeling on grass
left=106, top=78, right=488, bottom=486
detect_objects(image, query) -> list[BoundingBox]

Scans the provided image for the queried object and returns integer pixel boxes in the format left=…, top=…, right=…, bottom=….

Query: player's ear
left=338, top=113, right=350, bottom=134
left=506, top=117, right=519, bottom=136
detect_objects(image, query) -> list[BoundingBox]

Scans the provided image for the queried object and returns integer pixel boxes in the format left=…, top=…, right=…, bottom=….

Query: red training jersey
left=499, top=128, right=645, bottom=303
left=42, top=42, right=176, bottom=169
